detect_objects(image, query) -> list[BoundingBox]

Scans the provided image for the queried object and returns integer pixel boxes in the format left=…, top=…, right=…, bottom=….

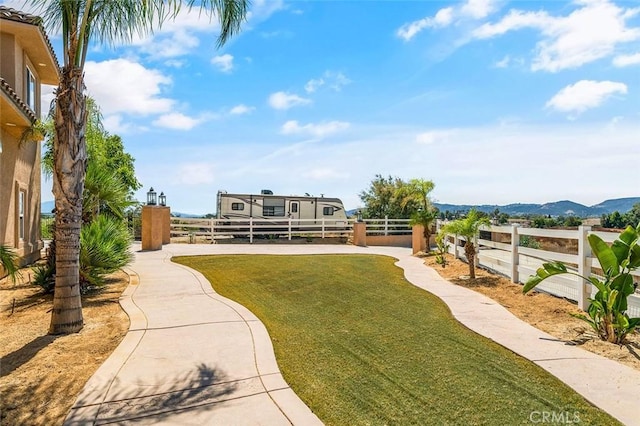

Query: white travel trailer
left=216, top=190, right=348, bottom=223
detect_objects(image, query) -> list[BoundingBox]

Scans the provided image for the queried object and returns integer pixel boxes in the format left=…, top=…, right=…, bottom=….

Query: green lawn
left=173, top=254, right=618, bottom=425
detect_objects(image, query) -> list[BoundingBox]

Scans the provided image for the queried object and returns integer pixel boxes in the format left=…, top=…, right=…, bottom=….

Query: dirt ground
left=1, top=250, right=639, bottom=425
left=423, top=253, right=640, bottom=372
left=0, top=270, right=129, bottom=426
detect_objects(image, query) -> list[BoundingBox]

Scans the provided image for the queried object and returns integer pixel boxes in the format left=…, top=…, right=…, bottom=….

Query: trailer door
left=288, top=200, right=300, bottom=220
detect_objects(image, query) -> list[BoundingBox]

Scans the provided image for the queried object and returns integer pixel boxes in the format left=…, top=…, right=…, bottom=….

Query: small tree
left=398, top=179, right=437, bottom=247
left=359, top=174, right=408, bottom=219
left=523, top=224, right=640, bottom=344
left=441, top=209, right=491, bottom=279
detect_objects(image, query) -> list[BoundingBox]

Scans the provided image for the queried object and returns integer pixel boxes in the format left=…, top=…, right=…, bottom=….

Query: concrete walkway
left=65, top=243, right=640, bottom=425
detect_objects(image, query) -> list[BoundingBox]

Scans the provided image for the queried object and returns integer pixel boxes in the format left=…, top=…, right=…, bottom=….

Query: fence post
left=384, top=215, right=389, bottom=236
left=210, top=218, right=215, bottom=244
left=249, top=217, right=254, bottom=244
left=322, top=218, right=325, bottom=239
left=288, top=216, right=292, bottom=241
left=353, top=220, right=367, bottom=246
left=510, top=224, right=519, bottom=283
left=577, top=225, right=592, bottom=311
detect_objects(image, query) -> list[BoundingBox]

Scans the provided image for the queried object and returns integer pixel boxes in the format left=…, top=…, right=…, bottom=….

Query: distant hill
left=434, top=197, right=640, bottom=217
left=41, top=200, right=55, bottom=215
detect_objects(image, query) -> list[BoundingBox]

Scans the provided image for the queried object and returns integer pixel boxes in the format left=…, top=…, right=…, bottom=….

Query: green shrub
left=0, top=244, right=22, bottom=283
left=434, top=231, right=449, bottom=268
left=523, top=224, right=640, bottom=344
left=80, top=214, right=133, bottom=291
left=519, top=235, right=540, bottom=249
left=33, top=264, right=55, bottom=293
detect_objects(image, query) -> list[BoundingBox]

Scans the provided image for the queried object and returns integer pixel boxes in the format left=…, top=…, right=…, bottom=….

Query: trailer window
left=323, top=206, right=334, bottom=216
left=264, top=198, right=285, bottom=216
left=231, top=203, right=244, bottom=211
left=291, top=203, right=298, bottom=213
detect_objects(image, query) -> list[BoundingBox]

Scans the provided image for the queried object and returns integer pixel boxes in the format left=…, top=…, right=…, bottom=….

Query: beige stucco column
left=353, top=221, right=367, bottom=247
left=160, top=206, right=171, bottom=245
left=141, top=205, right=163, bottom=251
left=412, top=225, right=426, bottom=254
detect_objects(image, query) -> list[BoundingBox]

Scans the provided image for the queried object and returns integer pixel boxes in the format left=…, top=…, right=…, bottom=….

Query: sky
left=4, top=0, right=640, bottom=214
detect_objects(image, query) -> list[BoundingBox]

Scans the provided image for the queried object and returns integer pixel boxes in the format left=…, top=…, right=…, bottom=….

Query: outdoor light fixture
left=147, top=187, right=157, bottom=205
left=159, top=192, right=166, bottom=206
left=356, top=209, right=363, bottom=222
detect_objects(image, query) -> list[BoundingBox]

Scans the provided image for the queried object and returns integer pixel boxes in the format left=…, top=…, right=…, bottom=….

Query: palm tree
left=441, top=209, right=491, bottom=279
left=398, top=179, right=437, bottom=248
left=0, top=245, right=22, bottom=284
left=30, top=0, right=248, bottom=334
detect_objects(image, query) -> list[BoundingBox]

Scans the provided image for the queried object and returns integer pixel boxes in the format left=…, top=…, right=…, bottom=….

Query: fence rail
left=170, top=216, right=412, bottom=243
left=440, top=223, right=640, bottom=317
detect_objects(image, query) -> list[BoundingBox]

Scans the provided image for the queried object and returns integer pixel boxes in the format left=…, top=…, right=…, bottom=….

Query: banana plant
left=523, top=224, right=640, bottom=344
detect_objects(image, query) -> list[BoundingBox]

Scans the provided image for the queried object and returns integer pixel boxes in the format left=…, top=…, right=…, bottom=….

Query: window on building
left=263, top=198, right=285, bottom=217
left=231, top=203, right=244, bottom=211
left=18, top=190, right=26, bottom=241
left=26, top=67, right=36, bottom=112
left=291, top=203, right=298, bottom=213
left=323, top=206, right=334, bottom=216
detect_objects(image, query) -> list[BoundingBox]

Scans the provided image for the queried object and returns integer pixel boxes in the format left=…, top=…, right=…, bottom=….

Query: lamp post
left=147, top=187, right=157, bottom=206
left=356, top=209, right=363, bottom=222
left=159, top=192, right=166, bottom=207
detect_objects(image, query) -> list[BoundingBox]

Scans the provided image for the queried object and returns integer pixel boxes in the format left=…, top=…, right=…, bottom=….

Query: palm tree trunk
left=465, top=241, right=476, bottom=279
left=49, top=66, right=87, bottom=335
left=423, top=228, right=431, bottom=250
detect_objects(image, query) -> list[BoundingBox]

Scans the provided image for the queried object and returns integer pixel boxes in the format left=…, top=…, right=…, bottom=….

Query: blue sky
left=6, top=0, right=640, bottom=214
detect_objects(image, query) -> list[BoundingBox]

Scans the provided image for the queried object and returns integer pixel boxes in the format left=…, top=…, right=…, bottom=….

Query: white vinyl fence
left=170, top=216, right=412, bottom=243
left=441, top=224, right=640, bottom=318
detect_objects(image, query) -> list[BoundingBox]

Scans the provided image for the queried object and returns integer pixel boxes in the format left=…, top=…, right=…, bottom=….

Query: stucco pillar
left=141, top=205, right=163, bottom=251
left=412, top=225, right=426, bottom=254
left=353, top=221, right=367, bottom=247
left=160, top=206, right=171, bottom=245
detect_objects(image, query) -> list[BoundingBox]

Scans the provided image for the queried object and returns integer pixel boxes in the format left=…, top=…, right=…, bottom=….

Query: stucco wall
left=366, top=235, right=412, bottom=248
left=0, top=127, right=42, bottom=264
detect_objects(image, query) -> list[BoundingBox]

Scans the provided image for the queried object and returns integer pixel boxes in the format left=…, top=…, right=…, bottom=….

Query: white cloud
left=211, top=54, right=234, bottom=73
left=102, top=114, right=131, bottom=134
left=229, top=104, right=255, bottom=115
left=415, top=130, right=454, bottom=145
left=268, top=91, right=311, bottom=110
left=545, top=80, right=627, bottom=114
left=152, top=112, right=204, bottom=130
left=473, top=1, right=640, bottom=72
left=397, top=7, right=454, bottom=41
left=280, top=120, right=350, bottom=138
left=461, top=0, right=499, bottom=19
left=40, top=84, right=56, bottom=119
left=305, top=71, right=351, bottom=93
left=396, top=0, right=501, bottom=42
left=494, top=55, right=510, bottom=68
left=613, top=52, right=640, bottom=67
left=177, top=162, right=215, bottom=185
left=305, top=78, right=324, bottom=93
left=84, top=59, right=174, bottom=115
left=164, top=59, right=186, bottom=68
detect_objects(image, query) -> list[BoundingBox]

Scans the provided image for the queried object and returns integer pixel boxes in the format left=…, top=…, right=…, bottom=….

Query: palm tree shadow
left=1, top=335, right=58, bottom=377
left=73, top=363, right=240, bottom=424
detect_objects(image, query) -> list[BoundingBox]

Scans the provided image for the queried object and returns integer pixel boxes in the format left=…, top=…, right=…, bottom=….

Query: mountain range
left=433, top=197, right=640, bottom=217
